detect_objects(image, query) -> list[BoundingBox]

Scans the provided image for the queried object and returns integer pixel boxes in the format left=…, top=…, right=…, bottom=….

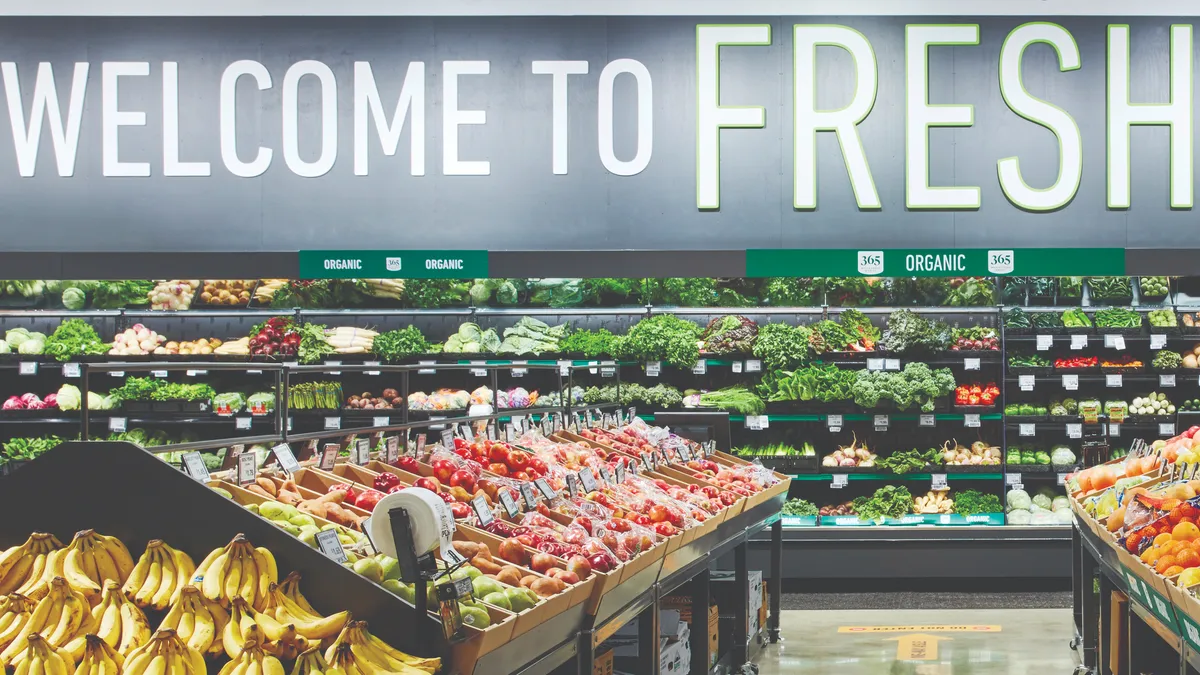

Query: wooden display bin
left=452, top=526, right=597, bottom=611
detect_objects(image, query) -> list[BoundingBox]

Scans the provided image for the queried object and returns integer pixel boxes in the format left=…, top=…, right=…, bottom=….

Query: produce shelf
left=723, top=413, right=1002, bottom=423
left=789, top=472, right=1003, bottom=481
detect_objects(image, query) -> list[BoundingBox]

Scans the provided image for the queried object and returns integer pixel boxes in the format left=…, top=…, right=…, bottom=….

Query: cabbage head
left=56, top=384, right=81, bottom=411
left=1052, top=496, right=1070, bottom=511
left=1007, top=509, right=1032, bottom=525
left=62, top=287, right=87, bottom=310
left=1006, top=489, right=1032, bottom=511
left=1032, top=493, right=1053, bottom=510
left=0, top=340, right=9, bottom=354
left=1050, top=446, right=1076, bottom=465
left=18, top=339, right=43, bottom=355
left=1054, top=509, right=1074, bottom=524
left=5, top=328, right=29, bottom=347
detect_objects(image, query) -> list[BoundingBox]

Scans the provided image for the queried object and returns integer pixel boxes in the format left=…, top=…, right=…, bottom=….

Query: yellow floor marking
left=887, top=633, right=951, bottom=660
left=837, top=624, right=1002, bottom=633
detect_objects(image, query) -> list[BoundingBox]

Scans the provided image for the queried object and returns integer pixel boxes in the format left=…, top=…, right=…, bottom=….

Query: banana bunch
left=217, top=638, right=285, bottom=675
left=12, top=633, right=73, bottom=675
left=73, top=634, right=125, bottom=675
left=290, top=647, right=333, bottom=675
left=122, top=629, right=206, bottom=675
left=1, top=577, right=94, bottom=667
left=270, top=574, right=350, bottom=641
left=63, top=580, right=150, bottom=661
left=195, top=535, right=278, bottom=610
left=62, top=530, right=136, bottom=601
left=226, top=597, right=312, bottom=661
left=0, top=593, right=36, bottom=653
left=158, top=585, right=229, bottom=657
left=122, top=539, right=197, bottom=611
left=324, top=621, right=441, bottom=675
left=0, top=533, right=65, bottom=598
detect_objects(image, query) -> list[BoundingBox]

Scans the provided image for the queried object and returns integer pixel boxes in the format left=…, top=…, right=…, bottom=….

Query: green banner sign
left=1121, top=564, right=1180, bottom=633
left=298, top=250, right=488, bottom=279
left=746, top=248, right=1125, bottom=278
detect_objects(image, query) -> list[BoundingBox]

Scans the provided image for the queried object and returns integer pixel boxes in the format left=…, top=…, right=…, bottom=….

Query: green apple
left=289, top=514, right=317, bottom=529
left=211, top=487, right=233, bottom=500
left=278, top=504, right=300, bottom=521
left=245, top=504, right=260, bottom=515
left=258, top=501, right=285, bottom=520
left=460, top=605, right=491, bottom=629
left=378, top=556, right=401, bottom=582
left=505, top=587, right=536, bottom=612
left=482, top=591, right=511, bottom=611
left=471, top=577, right=504, bottom=598
left=462, top=566, right=482, bottom=580
left=279, top=523, right=301, bottom=537
left=352, top=557, right=384, bottom=583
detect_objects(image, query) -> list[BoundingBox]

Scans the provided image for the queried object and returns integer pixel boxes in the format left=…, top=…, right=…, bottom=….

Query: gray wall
left=0, top=16, right=1190, bottom=252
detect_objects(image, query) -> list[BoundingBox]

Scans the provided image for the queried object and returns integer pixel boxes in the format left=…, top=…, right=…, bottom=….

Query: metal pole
left=637, top=587, right=660, bottom=675
left=733, top=540, right=750, bottom=666
left=80, top=363, right=90, bottom=441
left=768, top=518, right=782, bottom=643
left=1081, top=535, right=1099, bottom=673
left=690, top=567, right=711, bottom=675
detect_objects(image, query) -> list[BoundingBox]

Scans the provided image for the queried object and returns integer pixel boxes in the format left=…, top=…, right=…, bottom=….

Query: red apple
left=566, top=555, right=592, bottom=580
left=449, top=469, right=477, bottom=493
left=529, top=457, right=548, bottom=475
left=507, top=450, right=530, bottom=473
left=549, top=569, right=580, bottom=585
left=414, top=476, right=441, bottom=493
left=654, top=522, right=677, bottom=537
left=588, top=552, right=613, bottom=573
left=431, top=459, right=457, bottom=484
left=355, top=490, right=384, bottom=512
left=488, top=444, right=510, bottom=464
left=498, top=538, right=528, bottom=566
left=530, top=553, right=557, bottom=574
left=488, top=463, right=509, bottom=477
left=648, top=505, right=670, bottom=523
left=449, top=502, right=472, bottom=519
left=329, top=483, right=359, bottom=504
left=511, top=471, right=530, bottom=482
left=396, top=456, right=420, bottom=473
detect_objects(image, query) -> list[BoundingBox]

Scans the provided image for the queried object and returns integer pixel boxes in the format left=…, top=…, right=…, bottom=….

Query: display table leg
left=768, top=519, right=781, bottom=643
left=1081, top=537, right=1099, bottom=673
left=690, top=567, right=711, bottom=675
left=733, top=540, right=750, bottom=666
left=1073, top=525, right=1085, bottom=641
left=638, top=588, right=659, bottom=675
left=578, top=629, right=594, bottom=675
left=1098, top=570, right=1113, bottom=675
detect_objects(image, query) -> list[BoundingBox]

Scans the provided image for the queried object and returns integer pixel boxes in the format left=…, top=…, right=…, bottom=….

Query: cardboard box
left=1111, top=591, right=1128, bottom=675
left=711, top=570, right=763, bottom=639
left=593, top=647, right=614, bottom=675
left=708, top=604, right=720, bottom=667
left=661, top=626, right=690, bottom=675
left=759, top=581, right=769, bottom=635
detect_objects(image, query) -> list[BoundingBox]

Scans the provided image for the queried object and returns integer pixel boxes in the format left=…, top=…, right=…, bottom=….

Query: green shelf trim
left=789, top=472, right=1003, bottom=481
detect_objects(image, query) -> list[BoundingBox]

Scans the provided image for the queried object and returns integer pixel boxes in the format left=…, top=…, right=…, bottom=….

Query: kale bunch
left=878, top=309, right=951, bottom=353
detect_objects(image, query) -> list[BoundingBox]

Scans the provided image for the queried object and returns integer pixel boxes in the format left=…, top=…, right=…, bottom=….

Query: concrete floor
left=753, top=608, right=1080, bottom=674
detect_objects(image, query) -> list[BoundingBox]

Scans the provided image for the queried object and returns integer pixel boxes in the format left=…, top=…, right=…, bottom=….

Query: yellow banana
left=120, top=545, right=153, bottom=604
left=278, top=573, right=319, bottom=617
left=190, top=546, right=224, bottom=588
left=276, top=595, right=350, bottom=642
left=62, top=549, right=101, bottom=598
left=95, top=586, right=122, bottom=648
left=19, top=548, right=66, bottom=601
left=221, top=603, right=247, bottom=661
left=237, top=550, right=258, bottom=609
left=45, top=589, right=85, bottom=648
left=148, top=549, right=176, bottom=612
left=235, top=599, right=287, bottom=643
left=356, top=621, right=441, bottom=673
left=201, top=552, right=229, bottom=604
left=290, top=646, right=331, bottom=675
left=1, top=534, right=63, bottom=596
left=74, top=635, right=125, bottom=675
left=134, top=549, right=163, bottom=609
left=0, top=554, right=36, bottom=595
left=222, top=549, right=244, bottom=609
left=18, top=634, right=71, bottom=675
left=3, top=577, right=68, bottom=665
left=169, top=548, right=196, bottom=607
left=0, top=611, right=31, bottom=652
left=95, top=536, right=134, bottom=583
left=117, top=598, right=151, bottom=655
left=89, top=546, right=121, bottom=591
left=253, top=549, right=277, bottom=608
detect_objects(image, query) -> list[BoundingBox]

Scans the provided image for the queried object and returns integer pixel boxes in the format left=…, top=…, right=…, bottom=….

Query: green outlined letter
left=905, top=24, right=981, bottom=209
left=793, top=25, right=880, bottom=210
left=1107, top=24, right=1193, bottom=209
left=997, top=22, right=1082, bottom=210
left=696, top=24, right=771, bottom=210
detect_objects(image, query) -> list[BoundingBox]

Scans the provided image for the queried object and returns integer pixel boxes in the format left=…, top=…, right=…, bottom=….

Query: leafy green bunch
left=851, top=362, right=956, bottom=412
left=560, top=328, right=624, bottom=357
left=852, top=485, right=914, bottom=520
left=752, top=323, right=812, bottom=370
left=878, top=309, right=951, bottom=353
left=758, top=364, right=856, bottom=403
left=372, top=326, right=431, bottom=361
left=953, top=490, right=1002, bottom=515
left=43, top=319, right=108, bottom=361
left=623, top=314, right=701, bottom=366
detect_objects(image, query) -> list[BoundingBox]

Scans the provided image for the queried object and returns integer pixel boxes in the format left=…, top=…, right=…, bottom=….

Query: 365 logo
left=385, top=257, right=402, bottom=272
left=987, top=250, right=1014, bottom=274
left=857, top=251, right=884, bottom=275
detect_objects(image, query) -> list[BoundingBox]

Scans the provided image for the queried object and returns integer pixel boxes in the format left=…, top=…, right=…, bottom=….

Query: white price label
left=964, top=414, right=981, bottom=428
left=355, top=439, right=371, bottom=465
left=364, top=361, right=381, bottom=376
left=17, top=361, right=36, bottom=375
left=235, top=417, right=252, bottom=430
left=831, top=474, right=848, bottom=488
left=273, top=444, right=300, bottom=473
left=247, top=369, right=263, bottom=375
left=579, top=467, right=598, bottom=493
left=866, top=358, right=884, bottom=371
left=151, top=370, right=169, bottom=378
left=1019, top=423, right=1035, bottom=437
left=314, top=529, right=348, bottom=564
left=108, top=371, right=124, bottom=377
left=646, top=361, right=661, bottom=377
left=373, top=416, right=390, bottom=428
left=287, top=416, right=293, bottom=432
left=1151, top=334, right=1168, bottom=350
left=62, top=363, right=80, bottom=378
left=745, top=359, right=762, bottom=372
left=692, top=359, right=707, bottom=375
left=417, top=361, right=437, bottom=375
left=1106, top=374, right=1122, bottom=388
left=931, top=474, right=948, bottom=490
left=827, top=414, right=843, bottom=430
left=558, top=360, right=570, bottom=376
left=1156, top=373, right=1177, bottom=389
left=731, top=361, right=743, bottom=373
left=1036, top=335, right=1054, bottom=351
left=186, top=369, right=208, bottom=377
left=600, top=366, right=615, bottom=378
left=1005, top=473, right=1022, bottom=485
left=1062, top=374, right=1079, bottom=390
left=470, top=368, right=487, bottom=377
left=939, top=514, right=953, bottom=524
left=324, top=417, right=341, bottom=430
left=919, top=414, right=936, bottom=427
left=964, top=358, right=980, bottom=371
left=1161, top=423, right=1176, bottom=437
left=874, top=414, right=889, bottom=428
left=237, top=451, right=257, bottom=486
left=497, top=490, right=519, bottom=518
left=1110, top=423, right=1121, bottom=437
left=1057, top=473, right=1069, bottom=486
left=1070, top=334, right=1088, bottom=350
left=512, top=368, right=527, bottom=377
left=471, top=495, right=494, bottom=525
left=108, top=417, right=126, bottom=432
left=182, top=452, right=209, bottom=482
left=1067, top=423, right=1082, bottom=439
left=319, top=444, right=338, bottom=470
left=386, top=436, right=400, bottom=464
left=1104, top=334, right=1126, bottom=350
left=1018, top=375, right=1035, bottom=391
left=885, top=359, right=901, bottom=371
left=757, top=415, right=769, bottom=429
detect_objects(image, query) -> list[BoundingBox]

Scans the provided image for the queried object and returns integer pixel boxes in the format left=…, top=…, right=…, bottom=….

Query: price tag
left=417, top=361, right=437, bottom=375
left=757, top=415, right=769, bottom=429
left=731, top=361, right=743, bottom=373
left=372, top=416, right=390, bottom=429
left=628, top=407, right=637, bottom=422
left=1070, top=334, right=1088, bottom=350
left=319, top=444, right=338, bottom=470
left=1036, top=335, right=1054, bottom=351
left=512, top=415, right=525, bottom=433
left=558, top=360, right=570, bottom=376
left=519, top=483, right=538, bottom=509
left=62, top=362, right=80, bottom=378
left=416, top=433, right=427, bottom=456
left=237, top=451, right=257, bottom=486
left=17, top=361, right=36, bottom=375
left=1067, top=423, right=1082, bottom=439
left=109, top=371, right=124, bottom=377
left=598, top=466, right=614, bottom=485
left=600, top=366, right=615, bottom=378
left=678, top=444, right=693, bottom=462
left=1019, top=423, right=1035, bottom=437
left=315, top=529, right=348, bottom=564
left=831, top=474, right=848, bottom=488
left=534, top=477, right=557, bottom=501
left=866, top=358, right=884, bottom=371
left=874, top=414, right=889, bottom=428
left=1110, top=423, right=1121, bottom=437
left=1104, top=334, right=1126, bottom=350
left=1018, top=375, right=1035, bottom=391
left=1106, top=374, right=1122, bottom=388
left=512, top=367, right=527, bottom=377
left=579, top=467, right=599, bottom=493
left=498, top=489, right=520, bottom=517
left=487, top=423, right=497, bottom=441
left=182, top=452, right=209, bottom=481
left=354, top=439, right=371, bottom=465
left=386, top=436, right=400, bottom=464
left=1005, top=473, right=1022, bottom=486
left=505, top=424, right=515, bottom=442
left=1062, top=374, right=1079, bottom=390
left=248, top=369, right=263, bottom=375
left=641, top=452, right=654, bottom=472
left=827, top=414, right=843, bottom=432
left=964, top=414, right=981, bottom=428
left=325, top=417, right=341, bottom=430
left=566, top=474, right=580, bottom=499
left=1057, top=473, right=1069, bottom=486
left=1151, top=334, right=1168, bottom=350
left=440, top=428, right=455, bottom=448
left=646, top=361, right=661, bottom=377
left=746, top=359, right=762, bottom=372
left=235, top=416, right=252, bottom=430
left=151, top=370, right=169, bottom=378
left=273, top=444, right=300, bottom=473
left=470, top=495, right=494, bottom=525
left=745, top=416, right=762, bottom=431
left=885, top=359, right=901, bottom=371
left=109, top=417, right=127, bottom=432
left=363, top=361, right=381, bottom=376
left=1161, top=422, right=1176, bottom=437
left=462, top=424, right=475, bottom=442
left=930, top=474, right=948, bottom=490
left=470, top=368, right=487, bottom=377
left=615, top=463, right=626, bottom=483
left=964, top=358, right=980, bottom=371
left=287, top=416, right=293, bottom=432
left=692, top=359, right=707, bottom=375
left=919, top=414, right=936, bottom=427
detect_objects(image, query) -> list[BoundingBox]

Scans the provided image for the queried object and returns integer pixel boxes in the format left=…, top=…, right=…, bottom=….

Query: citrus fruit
left=1173, top=522, right=1200, bottom=541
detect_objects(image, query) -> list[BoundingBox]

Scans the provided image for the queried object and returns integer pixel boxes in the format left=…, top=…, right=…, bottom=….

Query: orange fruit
left=1143, top=548, right=1165, bottom=564
left=1165, top=566, right=1186, bottom=577
left=1177, top=549, right=1200, bottom=568
left=1181, top=504, right=1200, bottom=520
left=1164, top=541, right=1186, bottom=555
left=1157, top=556, right=1179, bottom=574
left=1173, top=522, right=1200, bottom=541
left=1170, top=507, right=1187, bottom=526
left=1155, top=533, right=1174, bottom=546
